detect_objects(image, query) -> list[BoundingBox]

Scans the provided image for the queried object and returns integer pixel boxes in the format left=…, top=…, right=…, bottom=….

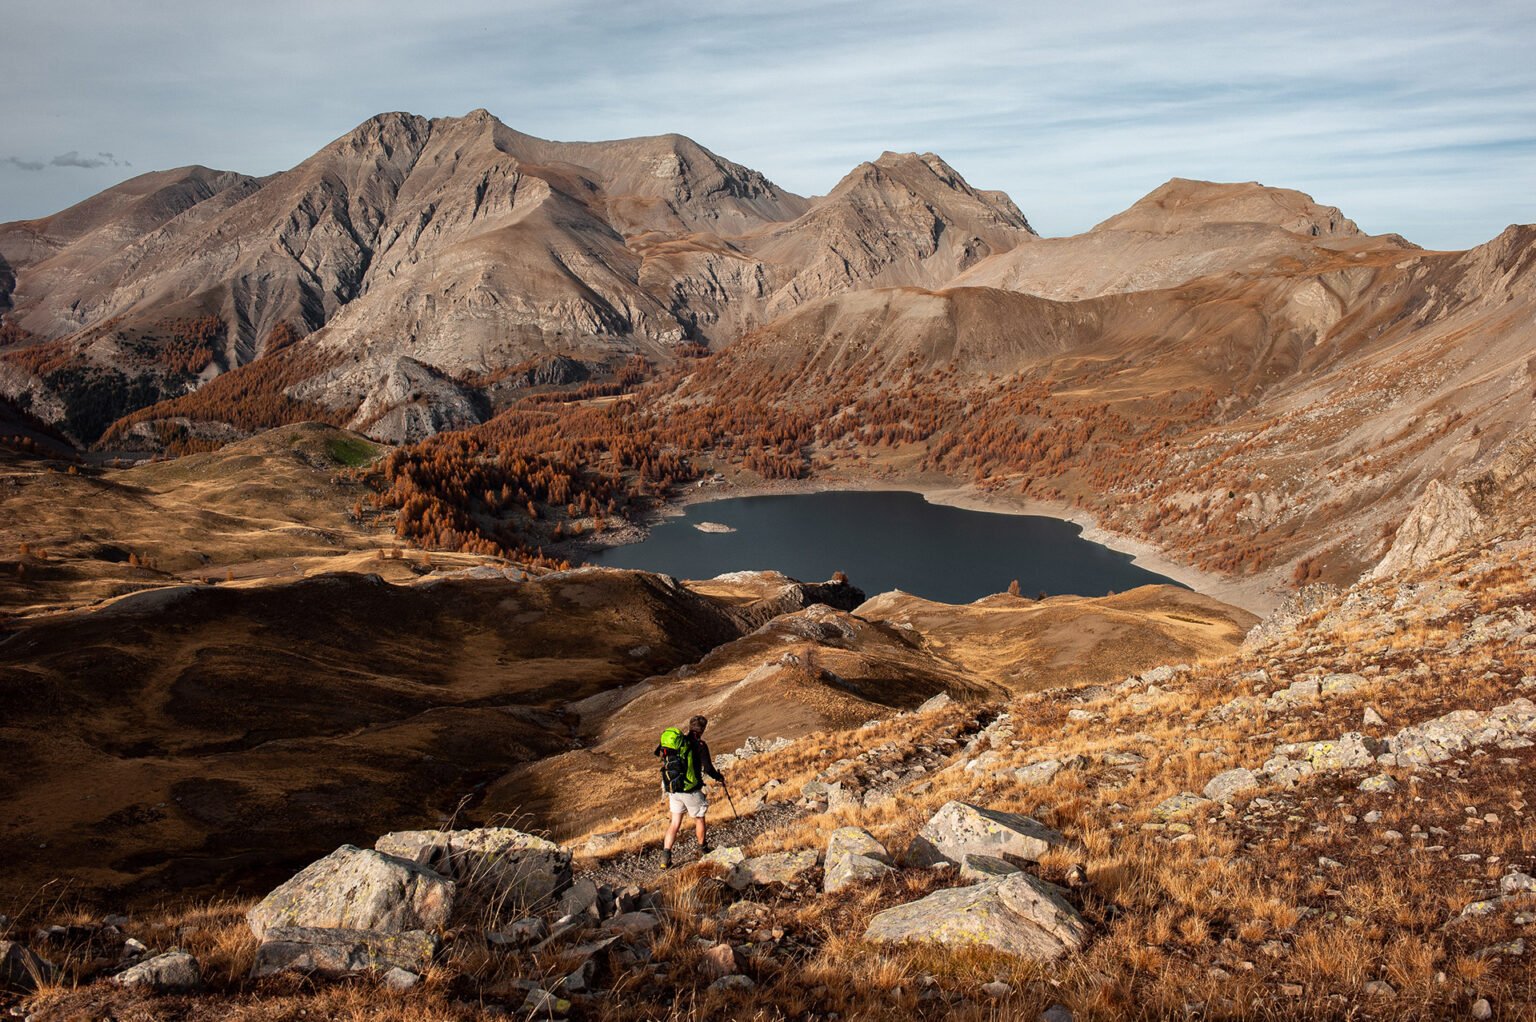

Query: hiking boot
left=699, top=843, right=713, bottom=855
left=661, top=849, right=673, bottom=869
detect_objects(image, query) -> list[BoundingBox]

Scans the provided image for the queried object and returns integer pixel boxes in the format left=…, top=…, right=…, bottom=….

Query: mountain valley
left=1, top=109, right=1534, bottom=1021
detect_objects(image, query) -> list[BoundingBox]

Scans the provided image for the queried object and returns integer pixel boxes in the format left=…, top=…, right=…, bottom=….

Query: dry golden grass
left=9, top=476, right=1535, bottom=1019
left=556, top=532, right=1536, bottom=1020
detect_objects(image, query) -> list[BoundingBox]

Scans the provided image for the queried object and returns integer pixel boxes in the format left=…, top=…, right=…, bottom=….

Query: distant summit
left=1093, top=177, right=1361, bottom=237
left=0, top=110, right=1034, bottom=445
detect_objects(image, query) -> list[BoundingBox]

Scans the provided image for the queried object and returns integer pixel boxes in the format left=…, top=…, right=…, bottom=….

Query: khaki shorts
left=667, top=790, right=708, bottom=818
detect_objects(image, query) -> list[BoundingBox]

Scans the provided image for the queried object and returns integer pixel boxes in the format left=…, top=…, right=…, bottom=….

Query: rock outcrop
left=112, top=950, right=200, bottom=991
left=250, top=927, right=438, bottom=979
left=1370, top=480, right=1485, bottom=579
left=375, top=827, right=572, bottom=911
left=725, top=850, right=819, bottom=890
left=864, top=872, right=1087, bottom=960
left=246, top=844, right=455, bottom=940
left=823, top=827, right=893, bottom=893
left=904, top=801, right=1066, bottom=867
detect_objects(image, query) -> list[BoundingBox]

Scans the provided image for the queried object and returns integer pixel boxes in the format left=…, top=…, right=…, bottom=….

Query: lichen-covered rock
left=726, top=849, right=818, bottom=890
left=905, top=801, right=1066, bottom=867
left=1152, top=792, right=1214, bottom=819
left=523, top=987, right=573, bottom=1018
left=959, top=853, right=1022, bottom=881
left=0, top=940, right=55, bottom=991
left=1358, top=774, right=1399, bottom=793
left=1261, top=755, right=1315, bottom=788
left=863, top=872, right=1086, bottom=961
left=1202, top=768, right=1259, bottom=803
left=375, top=827, right=570, bottom=910
left=1380, top=699, right=1536, bottom=767
left=824, top=853, right=893, bottom=893
left=1014, top=759, right=1064, bottom=785
left=1282, top=732, right=1382, bottom=771
left=826, top=827, right=891, bottom=865
left=1369, top=480, right=1484, bottom=580
left=701, top=846, right=746, bottom=869
left=250, top=926, right=438, bottom=978
left=247, top=845, right=454, bottom=940
left=1320, top=672, right=1367, bottom=696
left=1267, top=678, right=1320, bottom=708
left=113, top=950, right=200, bottom=991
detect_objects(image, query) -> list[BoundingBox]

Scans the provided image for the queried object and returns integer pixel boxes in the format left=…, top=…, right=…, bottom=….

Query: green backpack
left=657, top=727, right=698, bottom=792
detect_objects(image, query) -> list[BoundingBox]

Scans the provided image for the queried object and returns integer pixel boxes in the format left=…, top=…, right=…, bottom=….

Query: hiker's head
left=687, top=714, right=708, bottom=736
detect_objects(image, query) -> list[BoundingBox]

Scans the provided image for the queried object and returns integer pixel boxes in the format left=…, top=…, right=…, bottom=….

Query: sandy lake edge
left=581, top=473, right=1284, bottom=617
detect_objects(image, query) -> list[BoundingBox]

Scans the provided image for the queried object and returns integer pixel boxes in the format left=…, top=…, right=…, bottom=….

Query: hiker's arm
left=700, top=742, right=725, bottom=783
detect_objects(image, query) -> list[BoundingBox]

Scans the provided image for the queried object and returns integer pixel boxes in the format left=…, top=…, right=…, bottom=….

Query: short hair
left=688, top=715, right=708, bottom=733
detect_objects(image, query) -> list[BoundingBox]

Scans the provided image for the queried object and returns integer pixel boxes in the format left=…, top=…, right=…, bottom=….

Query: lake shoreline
left=581, top=474, right=1283, bottom=617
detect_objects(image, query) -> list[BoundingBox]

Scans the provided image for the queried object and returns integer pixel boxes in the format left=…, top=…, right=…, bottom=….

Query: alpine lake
left=587, top=490, right=1181, bottom=604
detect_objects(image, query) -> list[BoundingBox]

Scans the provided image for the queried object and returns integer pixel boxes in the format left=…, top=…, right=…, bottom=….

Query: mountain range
left=2, top=109, right=1533, bottom=589
left=3, top=110, right=1536, bottom=1022
left=0, top=110, right=1032, bottom=444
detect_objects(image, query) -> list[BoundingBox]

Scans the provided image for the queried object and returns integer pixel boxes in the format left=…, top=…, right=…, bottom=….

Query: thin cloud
left=49, top=150, right=130, bottom=169
left=0, top=0, right=1531, bottom=247
left=2, top=150, right=131, bottom=171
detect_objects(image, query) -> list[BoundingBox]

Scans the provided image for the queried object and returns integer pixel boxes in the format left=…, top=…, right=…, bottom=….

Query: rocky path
left=580, top=798, right=809, bottom=888
left=579, top=701, right=991, bottom=890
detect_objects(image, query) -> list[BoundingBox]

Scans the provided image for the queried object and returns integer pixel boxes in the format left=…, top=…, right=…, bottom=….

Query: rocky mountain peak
left=1453, top=222, right=1536, bottom=296
left=325, top=111, right=433, bottom=161
left=826, top=151, right=1031, bottom=232
left=1094, top=177, right=1362, bottom=238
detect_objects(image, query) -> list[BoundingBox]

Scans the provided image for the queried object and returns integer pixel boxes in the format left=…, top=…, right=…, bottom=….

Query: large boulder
left=824, top=854, right=894, bottom=893
left=375, top=827, right=572, bottom=911
left=1312, top=733, right=1381, bottom=770
left=247, top=845, right=455, bottom=940
left=864, top=872, right=1086, bottom=961
left=1202, top=768, right=1259, bottom=803
left=904, top=802, right=1066, bottom=867
left=826, top=827, right=891, bottom=865
left=1381, top=699, right=1536, bottom=767
left=824, top=827, right=894, bottom=892
left=251, top=926, right=438, bottom=978
left=112, top=950, right=200, bottom=991
left=725, top=850, right=818, bottom=890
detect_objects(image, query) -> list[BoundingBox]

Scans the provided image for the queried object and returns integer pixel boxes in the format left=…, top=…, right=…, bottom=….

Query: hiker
left=655, top=714, right=725, bottom=868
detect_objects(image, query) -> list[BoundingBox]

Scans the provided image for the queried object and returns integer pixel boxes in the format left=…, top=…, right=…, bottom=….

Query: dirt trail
left=580, top=798, right=809, bottom=889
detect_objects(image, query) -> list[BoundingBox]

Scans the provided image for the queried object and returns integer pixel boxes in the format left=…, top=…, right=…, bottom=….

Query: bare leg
left=664, top=810, right=685, bottom=850
left=695, top=816, right=707, bottom=847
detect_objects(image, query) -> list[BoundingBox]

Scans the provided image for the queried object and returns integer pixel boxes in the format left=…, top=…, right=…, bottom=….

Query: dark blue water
left=588, top=490, right=1181, bottom=604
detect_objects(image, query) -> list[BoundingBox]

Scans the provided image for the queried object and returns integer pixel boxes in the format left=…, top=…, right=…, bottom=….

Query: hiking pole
left=721, top=781, right=739, bottom=820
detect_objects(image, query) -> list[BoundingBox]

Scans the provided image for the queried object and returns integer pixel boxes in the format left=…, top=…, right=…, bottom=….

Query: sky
left=3, top=0, right=1533, bottom=250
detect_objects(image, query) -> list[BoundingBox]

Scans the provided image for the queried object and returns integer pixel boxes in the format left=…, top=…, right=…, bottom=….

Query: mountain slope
left=0, top=114, right=1037, bottom=446
left=750, top=151, right=1035, bottom=316
left=953, top=177, right=1412, bottom=301
left=674, top=220, right=1536, bottom=586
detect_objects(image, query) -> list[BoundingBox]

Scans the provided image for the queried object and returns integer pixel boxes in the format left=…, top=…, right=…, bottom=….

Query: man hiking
left=655, top=714, right=725, bottom=868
